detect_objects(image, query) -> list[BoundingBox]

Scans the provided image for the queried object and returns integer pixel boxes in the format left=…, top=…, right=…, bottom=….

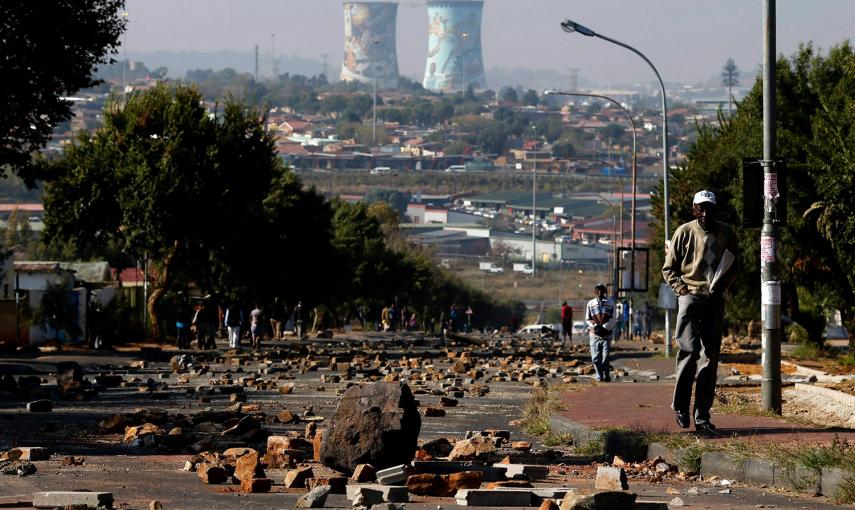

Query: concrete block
left=821, top=467, right=852, bottom=498
left=455, top=488, right=533, bottom=506
left=742, top=458, right=775, bottom=486
left=699, top=451, right=744, bottom=481
left=503, top=464, right=550, bottom=481
left=33, top=491, right=113, bottom=509
left=376, top=464, right=408, bottom=485
left=346, top=484, right=408, bottom=503
left=633, top=502, right=669, bottom=509
left=595, top=465, right=629, bottom=490
left=646, top=443, right=677, bottom=464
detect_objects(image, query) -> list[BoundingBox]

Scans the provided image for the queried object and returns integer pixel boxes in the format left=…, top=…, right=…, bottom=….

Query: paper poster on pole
left=764, top=172, right=780, bottom=199
left=761, top=281, right=781, bottom=305
left=760, top=235, right=775, bottom=264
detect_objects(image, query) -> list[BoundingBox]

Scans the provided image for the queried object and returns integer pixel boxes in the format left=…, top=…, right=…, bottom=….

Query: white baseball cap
left=693, top=190, right=717, bottom=205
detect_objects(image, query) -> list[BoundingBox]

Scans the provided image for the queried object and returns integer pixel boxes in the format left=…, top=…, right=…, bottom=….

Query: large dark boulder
left=320, top=382, right=420, bottom=474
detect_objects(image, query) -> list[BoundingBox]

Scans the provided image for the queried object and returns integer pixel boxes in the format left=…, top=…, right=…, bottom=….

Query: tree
left=522, top=89, right=540, bottom=107
left=499, top=87, right=518, bottom=103
left=1, top=1, right=127, bottom=185
left=42, top=84, right=288, bottom=338
left=721, top=58, right=740, bottom=116
left=551, top=141, right=577, bottom=159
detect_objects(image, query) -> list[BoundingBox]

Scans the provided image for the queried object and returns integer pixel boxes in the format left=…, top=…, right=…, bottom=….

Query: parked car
left=478, top=262, right=504, bottom=273
left=572, top=321, right=590, bottom=336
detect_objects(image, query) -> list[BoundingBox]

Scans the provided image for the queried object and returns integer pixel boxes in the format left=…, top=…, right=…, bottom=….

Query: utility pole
left=270, top=34, right=278, bottom=78
left=761, top=0, right=782, bottom=413
left=254, top=44, right=259, bottom=84
left=531, top=125, right=537, bottom=277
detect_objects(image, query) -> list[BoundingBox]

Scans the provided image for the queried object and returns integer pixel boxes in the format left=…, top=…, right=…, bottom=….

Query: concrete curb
left=648, top=442, right=853, bottom=499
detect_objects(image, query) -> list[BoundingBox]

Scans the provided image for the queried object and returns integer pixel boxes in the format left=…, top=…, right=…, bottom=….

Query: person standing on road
left=175, top=293, right=192, bottom=349
left=250, top=303, right=264, bottom=351
left=224, top=300, right=243, bottom=349
left=194, top=296, right=219, bottom=350
left=662, top=190, right=738, bottom=433
left=269, top=297, right=286, bottom=340
left=585, top=283, right=616, bottom=382
left=560, top=301, right=573, bottom=342
left=642, top=302, right=654, bottom=341
left=293, top=301, right=304, bottom=339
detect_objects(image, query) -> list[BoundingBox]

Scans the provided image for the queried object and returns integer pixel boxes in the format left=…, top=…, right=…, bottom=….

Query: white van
left=370, top=166, right=391, bottom=175
left=445, top=165, right=466, bottom=173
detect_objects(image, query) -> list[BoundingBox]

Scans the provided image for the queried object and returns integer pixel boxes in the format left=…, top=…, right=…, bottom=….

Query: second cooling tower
left=423, top=0, right=486, bottom=92
left=341, top=1, right=400, bottom=89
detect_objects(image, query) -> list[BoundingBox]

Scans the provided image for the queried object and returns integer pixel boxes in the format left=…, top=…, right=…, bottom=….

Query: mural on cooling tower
left=423, top=0, right=486, bottom=92
left=341, top=2, right=400, bottom=88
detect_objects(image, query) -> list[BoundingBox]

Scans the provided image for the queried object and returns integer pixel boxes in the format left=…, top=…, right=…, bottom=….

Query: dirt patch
left=715, top=386, right=855, bottom=429
left=826, top=379, right=855, bottom=396
left=722, top=363, right=796, bottom=376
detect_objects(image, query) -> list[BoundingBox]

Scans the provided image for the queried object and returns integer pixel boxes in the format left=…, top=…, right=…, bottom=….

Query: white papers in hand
left=710, top=249, right=735, bottom=292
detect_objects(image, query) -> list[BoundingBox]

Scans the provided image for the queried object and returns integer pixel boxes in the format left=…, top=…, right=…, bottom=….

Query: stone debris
left=233, top=449, right=265, bottom=482
left=296, top=484, right=332, bottom=508
left=405, top=471, right=483, bottom=497
left=346, top=484, right=409, bottom=504
left=197, top=464, right=228, bottom=484
left=284, top=466, right=315, bottom=489
left=594, top=465, right=629, bottom=491
left=320, top=382, right=421, bottom=473
left=447, top=436, right=496, bottom=461
left=376, top=464, right=410, bottom=485
left=240, top=477, right=272, bottom=493
left=351, top=463, right=377, bottom=483
left=1, top=446, right=49, bottom=461
left=559, top=489, right=637, bottom=510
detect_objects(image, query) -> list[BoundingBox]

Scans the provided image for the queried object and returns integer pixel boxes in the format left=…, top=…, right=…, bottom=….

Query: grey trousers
left=672, top=293, right=724, bottom=425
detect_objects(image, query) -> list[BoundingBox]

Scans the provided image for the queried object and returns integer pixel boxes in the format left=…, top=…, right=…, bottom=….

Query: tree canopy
left=1, top=0, right=127, bottom=185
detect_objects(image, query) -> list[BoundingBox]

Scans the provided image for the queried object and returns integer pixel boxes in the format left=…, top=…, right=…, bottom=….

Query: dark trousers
left=672, top=293, right=724, bottom=425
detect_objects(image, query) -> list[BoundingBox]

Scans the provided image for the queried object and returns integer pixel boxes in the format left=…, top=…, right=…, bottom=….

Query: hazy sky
left=124, top=0, right=854, bottom=85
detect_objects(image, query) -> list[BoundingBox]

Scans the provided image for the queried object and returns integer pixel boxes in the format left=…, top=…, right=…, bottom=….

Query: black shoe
left=695, top=422, right=717, bottom=433
left=675, top=411, right=690, bottom=428
left=603, top=374, right=611, bottom=382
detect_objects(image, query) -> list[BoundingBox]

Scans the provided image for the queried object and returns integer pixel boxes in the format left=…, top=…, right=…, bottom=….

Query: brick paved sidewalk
left=556, top=382, right=855, bottom=442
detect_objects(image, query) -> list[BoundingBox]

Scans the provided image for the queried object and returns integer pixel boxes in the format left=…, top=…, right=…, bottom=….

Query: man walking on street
left=585, top=284, right=616, bottom=382
left=663, top=190, right=738, bottom=433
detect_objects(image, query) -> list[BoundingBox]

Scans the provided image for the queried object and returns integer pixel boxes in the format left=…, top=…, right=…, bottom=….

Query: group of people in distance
left=579, top=189, right=737, bottom=433
left=175, top=297, right=304, bottom=352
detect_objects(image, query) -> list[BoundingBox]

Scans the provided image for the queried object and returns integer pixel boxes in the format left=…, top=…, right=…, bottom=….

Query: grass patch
left=789, top=341, right=823, bottom=361
left=660, top=434, right=719, bottom=474
left=519, top=383, right=582, bottom=445
left=833, top=476, right=855, bottom=505
left=838, top=354, right=855, bottom=370
left=574, top=426, right=669, bottom=462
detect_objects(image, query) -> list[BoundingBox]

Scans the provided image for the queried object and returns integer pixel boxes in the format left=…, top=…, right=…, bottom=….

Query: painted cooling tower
left=341, top=1, right=400, bottom=89
left=423, top=0, right=486, bottom=92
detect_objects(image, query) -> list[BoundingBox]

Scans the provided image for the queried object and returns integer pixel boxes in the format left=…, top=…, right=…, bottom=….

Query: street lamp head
left=560, top=19, right=595, bottom=37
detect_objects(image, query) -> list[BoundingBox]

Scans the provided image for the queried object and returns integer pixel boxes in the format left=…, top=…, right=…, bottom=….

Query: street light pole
left=531, top=124, right=537, bottom=277
left=460, top=31, right=469, bottom=92
left=761, top=0, right=782, bottom=414
left=560, top=19, right=671, bottom=356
